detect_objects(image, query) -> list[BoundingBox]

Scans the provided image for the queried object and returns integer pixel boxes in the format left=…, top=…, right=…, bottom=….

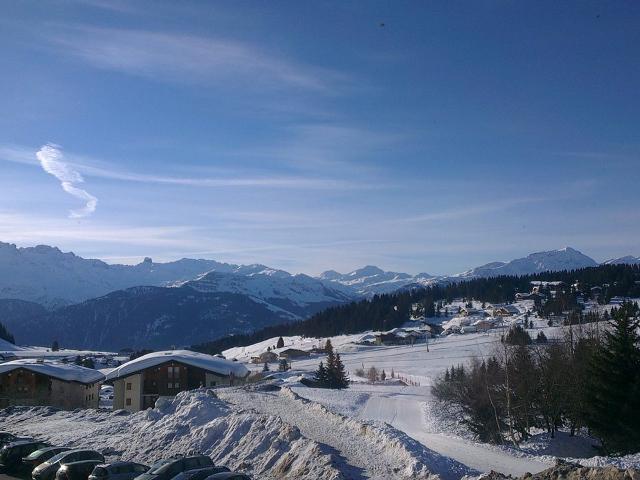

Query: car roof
left=5, top=440, right=45, bottom=448
left=204, top=474, right=244, bottom=480
left=99, top=461, right=144, bottom=468
left=61, top=460, right=103, bottom=467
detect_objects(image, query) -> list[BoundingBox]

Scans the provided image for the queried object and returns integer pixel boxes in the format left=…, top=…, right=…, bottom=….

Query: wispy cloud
left=45, top=26, right=347, bottom=93
left=36, top=144, right=98, bottom=218
left=2, top=143, right=382, bottom=190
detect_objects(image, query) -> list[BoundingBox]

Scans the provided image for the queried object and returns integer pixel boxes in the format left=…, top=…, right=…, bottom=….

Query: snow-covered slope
left=454, top=247, right=598, bottom=279
left=0, top=242, right=230, bottom=308
left=318, top=266, right=435, bottom=297
left=602, top=255, right=640, bottom=265
left=185, top=270, right=354, bottom=310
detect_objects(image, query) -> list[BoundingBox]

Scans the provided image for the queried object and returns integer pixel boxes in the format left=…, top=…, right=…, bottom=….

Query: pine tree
left=263, top=362, right=270, bottom=372
left=0, top=322, right=14, bottom=344
left=331, top=353, right=349, bottom=388
left=276, top=337, right=285, bottom=348
left=586, top=306, right=640, bottom=454
left=51, top=340, right=60, bottom=352
left=314, top=361, right=328, bottom=385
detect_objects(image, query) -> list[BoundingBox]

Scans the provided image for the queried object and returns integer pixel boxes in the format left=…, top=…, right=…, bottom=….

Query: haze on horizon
left=1, top=1, right=638, bottom=276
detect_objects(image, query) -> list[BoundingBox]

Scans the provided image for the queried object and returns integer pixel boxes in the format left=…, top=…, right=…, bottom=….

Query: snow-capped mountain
left=184, top=269, right=354, bottom=313
left=602, top=255, right=640, bottom=265
left=0, top=242, right=232, bottom=308
left=318, top=265, right=435, bottom=297
left=454, top=247, right=598, bottom=279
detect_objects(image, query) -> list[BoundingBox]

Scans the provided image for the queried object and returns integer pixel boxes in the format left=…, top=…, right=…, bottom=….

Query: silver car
left=89, top=462, right=149, bottom=480
left=32, top=449, right=105, bottom=480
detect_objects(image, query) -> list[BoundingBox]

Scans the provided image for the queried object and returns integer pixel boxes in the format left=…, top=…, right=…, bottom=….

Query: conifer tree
left=262, top=362, right=270, bottom=372
left=314, top=361, right=327, bottom=384
left=586, top=304, right=640, bottom=454
left=0, top=322, right=14, bottom=344
left=331, top=353, right=349, bottom=388
left=276, top=337, right=285, bottom=348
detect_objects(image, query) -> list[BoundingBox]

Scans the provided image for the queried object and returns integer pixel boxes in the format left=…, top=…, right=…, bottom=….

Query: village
left=1, top=277, right=639, bottom=480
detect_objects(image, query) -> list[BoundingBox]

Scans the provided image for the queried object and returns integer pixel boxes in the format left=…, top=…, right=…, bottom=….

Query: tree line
left=0, top=321, right=14, bottom=344
left=193, top=264, right=640, bottom=355
left=432, top=302, right=640, bottom=455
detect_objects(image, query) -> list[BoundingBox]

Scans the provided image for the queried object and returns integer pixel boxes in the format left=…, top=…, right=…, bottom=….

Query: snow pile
left=0, top=389, right=344, bottom=479
left=218, top=385, right=464, bottom=479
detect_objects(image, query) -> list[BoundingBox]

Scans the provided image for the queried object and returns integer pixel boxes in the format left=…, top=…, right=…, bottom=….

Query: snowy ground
left=221, top=310, right=639, bottom=478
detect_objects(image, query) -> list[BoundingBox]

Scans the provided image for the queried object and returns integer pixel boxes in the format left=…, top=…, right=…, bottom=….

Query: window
left=126, top=382, right=132, bottom=391
left=126, top=398, right=132, bottom=406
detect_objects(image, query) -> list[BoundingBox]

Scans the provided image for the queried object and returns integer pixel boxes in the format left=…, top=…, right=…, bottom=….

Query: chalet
left=250, top=351, right=278, bottom=364
left=375, top=330, right=424, bottom=346
left=472, top=318, right=497, bottom=332
left=0, top=359, right=103, bottom=409
left=515, top=292, right=545, bottom=306
left=106, top=350, right=249, bottom=412
left=460, top=307, right=480, bottom=317
left=492, top=305, right=519, bottom=317
left=278, top=348, right=311, bottom=360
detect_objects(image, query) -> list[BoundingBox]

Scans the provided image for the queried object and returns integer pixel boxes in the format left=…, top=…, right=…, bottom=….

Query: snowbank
left=0, top=389, right=342, bottom=479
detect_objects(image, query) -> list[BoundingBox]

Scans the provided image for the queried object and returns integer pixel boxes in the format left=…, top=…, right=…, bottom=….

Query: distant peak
left=142, top=257, right=153, bottom=264
left=351, top=265, right=385, bottom=276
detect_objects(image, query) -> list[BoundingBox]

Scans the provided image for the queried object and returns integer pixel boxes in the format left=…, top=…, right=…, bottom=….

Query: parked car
left=134, top=455, right=213, bottom=480
left=56, top=460, right=103, bottom=480
left=171, top=466, right=230, bottom=480
left=0, top=440, right=49, bottom=473
left=204, top=473, right=251, bottom=480
left=89, top=461, right=149, bottom=480
left=23, top=447, right=72, bottom=470
left=33, top=449, right=105, bottom=480
left=0, top=432, right=18, bottom=447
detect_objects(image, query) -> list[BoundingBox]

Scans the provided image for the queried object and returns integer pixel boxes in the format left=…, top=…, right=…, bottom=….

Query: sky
left=0, top=0, right=639, bottom=276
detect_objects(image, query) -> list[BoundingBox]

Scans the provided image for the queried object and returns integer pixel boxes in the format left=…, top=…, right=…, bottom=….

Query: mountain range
left=0, top=241, right=638, bottom=350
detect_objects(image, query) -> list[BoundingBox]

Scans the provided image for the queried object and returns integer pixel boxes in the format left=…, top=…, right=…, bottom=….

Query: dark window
left=126, top=382, right=132, bottom=390
left=126, top=398, right=132, bottom=406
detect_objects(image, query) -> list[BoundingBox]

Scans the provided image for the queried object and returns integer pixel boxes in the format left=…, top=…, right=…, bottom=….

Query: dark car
left=23, top=447, right=72, bottom=470
left=56, top=460, right=103, bottom=480
left=0, top=440, right=49, bottom=473
left=89, top=461, right=149, bottom=480
left=204, top=473, right=251, bottom=480
left=0, top=432, right=18, bottom=447
left=33, top=449, right=105, bottom=480
left=134, top=455, right=213, bottom=480
left=171, top=466, right=230, bottom=480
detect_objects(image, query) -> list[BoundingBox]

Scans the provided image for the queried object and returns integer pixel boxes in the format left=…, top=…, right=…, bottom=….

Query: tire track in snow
left=218, top=386, right=470, bottom=479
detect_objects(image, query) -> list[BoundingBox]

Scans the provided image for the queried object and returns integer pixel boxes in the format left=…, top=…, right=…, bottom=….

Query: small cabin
left=278, top=348, right=311, bottom=360
left=0, top=359, right=104, bottom=409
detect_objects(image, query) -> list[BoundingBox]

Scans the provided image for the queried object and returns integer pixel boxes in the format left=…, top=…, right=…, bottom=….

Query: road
left=355, top=386, right=552, bottom=477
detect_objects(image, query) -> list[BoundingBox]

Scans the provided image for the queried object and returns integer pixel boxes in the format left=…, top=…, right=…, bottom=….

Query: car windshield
left=47, top=450, right=75, bottom=464
left=148, top=460, right=173, bottom=474
left=91, top=467, right=107, bottom=476
left=25, top=448, right=48, bottom=460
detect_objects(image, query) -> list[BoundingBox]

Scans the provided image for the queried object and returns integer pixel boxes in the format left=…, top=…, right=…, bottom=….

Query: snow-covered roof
left=0, top=359, right=105, bottom=384
left=105, top=350, right=250, bottom=380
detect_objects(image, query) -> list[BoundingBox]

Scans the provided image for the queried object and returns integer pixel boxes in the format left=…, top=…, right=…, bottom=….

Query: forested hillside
left=194, top=264, right=640, bottom=354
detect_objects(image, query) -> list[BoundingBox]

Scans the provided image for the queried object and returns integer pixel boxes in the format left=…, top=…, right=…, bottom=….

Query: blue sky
left=1, top=0, right=639, bottom=275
